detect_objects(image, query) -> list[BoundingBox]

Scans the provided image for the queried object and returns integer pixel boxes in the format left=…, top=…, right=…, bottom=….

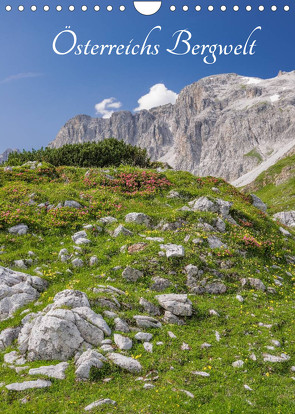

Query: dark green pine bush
left=6, top=138, right=151, bottom=168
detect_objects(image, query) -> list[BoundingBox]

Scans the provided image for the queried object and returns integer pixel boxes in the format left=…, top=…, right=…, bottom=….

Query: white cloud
left=134, top=83, right=178, bottom=112
left=95, top=97, right=122, bottom=118
left=0, top=72, right=42, bottom=84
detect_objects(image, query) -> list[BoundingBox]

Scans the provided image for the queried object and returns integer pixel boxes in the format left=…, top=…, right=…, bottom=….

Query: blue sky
left=0, top=5, right=294, bottom=152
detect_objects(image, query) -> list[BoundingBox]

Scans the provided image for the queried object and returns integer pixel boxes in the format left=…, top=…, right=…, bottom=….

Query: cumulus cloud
left=134, top=83, right=178, bottom=112
left=0, top=72, right=42, bottom=84
left=95, top=97, right=122, bottom=118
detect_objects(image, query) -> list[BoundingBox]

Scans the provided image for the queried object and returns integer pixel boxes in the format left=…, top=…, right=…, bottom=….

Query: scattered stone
left=108, top=353, right=142, bottom=373
left=146, top=237, right=164, bottom=242
left=128, top=243, right=148, bottom=253
left=113, top=225, right=133, bottom=238
left=168, top=331, right=177, bottom=339
left=72, top=231, right=91, bottom=245
left=64, top=200, right=82, bottom=209
left=207, top=236, right=227, bottom=249
left=72, top=258, right=84, bottom=268
left=114, top=334, right=133, bottom=350
left=29, top=362, right=69, bottom=380
left=89, top=256, right=98, bottom=266
left=150, top=277, right=171, bottom=292
left=244, top=384, right=253, bottom=391
left=139, top=297, right=160, bottom=316
left=250, top=353, right=257, bottom=361
left=192, top=371, right=210, bottom=377
left=273, top=211, right=295, bottom=227
left=4, top=351, right=26, bottom=365
left=263, top=353, right=290, bottom=362
left=205, top=282, right=227, bottom=294
left=271, top=340, right=281, bottom=347
left=163, top=311, right=185, bottom=325
left=167, top=190, right=180, bottom=199
left=241, top=278, right=266, bottom=292
left=133, top=315, right=162, bottom=329
left=0, top=327, right=20, bottom=351
left=143, top=383, right=155, bottom=389
left=114, top=317, right=130, bottom=333
left=8, top=224, right=29, bottom=236
left=84, top=399, right=117, bottom=411
left=279, top=227, right=291, bottom=236
left=143, top=342, right=153, bottom=353
left=201, top=343, right=212, bottom=349
left=209, top=309, right=220, bottom=316
left=99, top=216, right=117, bottom=225
left=215, top=331, right=221, bottom=342
left=14, top=260, right=27, bottom=269
left=180, top=389, right=194, bottom=398
left=6, top=380, right=51, bottom=391
left=236, top=294, right=244, bottom=303
left=125, top=212, right=151, bottom=226
left=0, top=266, right=47, bottom=321
left=181, top=342, right=191, bottom=350
left=75, top=350, right=106, bottom=380
left=122, top=266, right=143, bottom=282
left=251, top=194, right=267, bottom=212
left=232, top=360, right=244, bottom=368
left=155, top=294, right=192, bottom=316
left=135, top=332, right=153, bottom=342
left=160, top=244, right=185, bottom=258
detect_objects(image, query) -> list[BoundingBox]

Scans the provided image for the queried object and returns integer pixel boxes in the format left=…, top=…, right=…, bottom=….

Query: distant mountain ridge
left=50, top=71, right=295, bottom=183
left=0, top=148, right=19, bottom=164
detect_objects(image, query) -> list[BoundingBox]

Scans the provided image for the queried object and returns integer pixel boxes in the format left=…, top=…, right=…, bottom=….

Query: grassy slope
left=0, top=165, right=295, bottom=413
left=243, top=152, right=295, bottom=214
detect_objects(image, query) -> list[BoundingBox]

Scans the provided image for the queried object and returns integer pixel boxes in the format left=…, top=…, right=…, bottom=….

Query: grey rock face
left=125, top=212, right=151, bottom=226
left=8, top=224, right=29, bottom=235
left=155, top=294, right=192, bottom=316
left=29, top=362, right=69, bottom=379
left=18, top=290, right=111, bottom=361
left=273, top=211, right=295, bottom=227
left=108, top=352, right=142, bottom=373
left=251, top=194, right=267, bottom=212
left=0, top=266, right=47, bottom=321
left=50, top=72, right=295, bottom=183
left=207, top=236, right=227, bottom=249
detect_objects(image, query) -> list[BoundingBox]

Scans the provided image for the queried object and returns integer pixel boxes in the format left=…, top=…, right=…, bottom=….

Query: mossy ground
left=0, top=165, right=295, bottom=413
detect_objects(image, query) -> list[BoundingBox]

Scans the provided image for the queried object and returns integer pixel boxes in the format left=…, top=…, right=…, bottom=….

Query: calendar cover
left=0, top=3, right=294, bottom=413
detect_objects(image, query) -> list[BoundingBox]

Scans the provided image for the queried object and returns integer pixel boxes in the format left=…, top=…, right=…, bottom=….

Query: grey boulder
left=125, top=212, right=151, bottom=226
left=155, top=294, right=192, bottom=316
left=108, top=352, right=142, bottom=373
left=29, top=362, right=69, bottom=380
left=8, top=224, right=29, bottom=235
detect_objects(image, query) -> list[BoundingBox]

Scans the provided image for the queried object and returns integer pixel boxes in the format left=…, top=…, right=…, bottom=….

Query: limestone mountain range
left=50, top=70, right=295, bottom=185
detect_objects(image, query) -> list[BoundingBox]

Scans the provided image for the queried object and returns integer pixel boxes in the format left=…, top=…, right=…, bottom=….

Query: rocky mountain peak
left=50, top=71, right=295, bottom=184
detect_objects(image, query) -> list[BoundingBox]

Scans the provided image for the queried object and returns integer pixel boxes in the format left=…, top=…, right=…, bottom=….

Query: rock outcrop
left=18, top=290, right=111, bottom=361
left=0, top=266, right=48, bottom=321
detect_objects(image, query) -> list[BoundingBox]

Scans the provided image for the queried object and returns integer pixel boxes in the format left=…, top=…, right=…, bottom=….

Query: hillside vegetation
left=0, top=162, right=294, bottom=413
left=6, top=139, right=151, bottom=168
left=243, top=151, right=295, bottom=213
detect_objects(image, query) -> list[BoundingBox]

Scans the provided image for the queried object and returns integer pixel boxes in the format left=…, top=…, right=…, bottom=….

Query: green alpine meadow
left=0, top=145, right=294, bottom=413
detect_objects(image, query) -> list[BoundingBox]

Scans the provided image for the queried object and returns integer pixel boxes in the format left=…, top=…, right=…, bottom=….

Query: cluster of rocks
left=0, top=266, right=47, bottom=321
